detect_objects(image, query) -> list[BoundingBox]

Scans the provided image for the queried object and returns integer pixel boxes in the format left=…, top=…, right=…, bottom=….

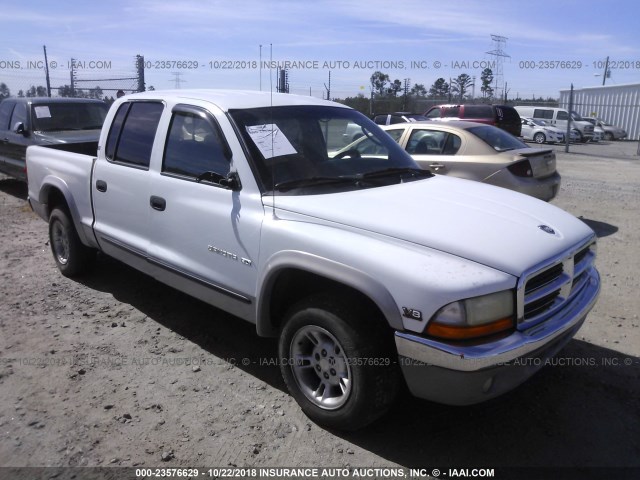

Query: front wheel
left=604, top=132, right=614, bottom=141
left=49, top=208, right=95, bottom=277
left=278, top=293, right=399, bottom=430
left=533, top=132, right=546, bottom=144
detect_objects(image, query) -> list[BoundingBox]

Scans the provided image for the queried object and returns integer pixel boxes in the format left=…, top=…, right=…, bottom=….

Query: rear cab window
left=105, top=101, right=164, bottom=168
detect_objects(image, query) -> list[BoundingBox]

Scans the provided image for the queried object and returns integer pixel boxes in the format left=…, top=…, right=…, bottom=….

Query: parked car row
left=371, top=104, right=627, bottom=147
left=582, top=117, right=627, bottom=141
left=520, top=117, right=582, bottom=144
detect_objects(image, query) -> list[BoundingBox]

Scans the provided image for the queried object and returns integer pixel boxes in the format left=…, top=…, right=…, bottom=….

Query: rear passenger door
left=146, top=104, right=262, bottom=318
left=92, top=100, right=164, bottom=275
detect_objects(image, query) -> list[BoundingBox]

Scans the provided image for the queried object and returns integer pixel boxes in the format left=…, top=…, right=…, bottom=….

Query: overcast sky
left=1, top=0, right=639, bottom=99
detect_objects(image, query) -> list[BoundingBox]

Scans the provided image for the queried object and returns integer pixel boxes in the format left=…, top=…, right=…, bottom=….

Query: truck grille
left=518, top=238, right=596, bottom=328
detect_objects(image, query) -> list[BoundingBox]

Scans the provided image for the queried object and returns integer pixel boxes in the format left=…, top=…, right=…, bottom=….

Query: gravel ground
left=0, top=140, right=639, bottom=477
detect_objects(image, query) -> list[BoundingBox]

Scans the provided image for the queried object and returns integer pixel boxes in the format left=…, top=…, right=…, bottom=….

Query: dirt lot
left=0, top=140, right=639, bottom=478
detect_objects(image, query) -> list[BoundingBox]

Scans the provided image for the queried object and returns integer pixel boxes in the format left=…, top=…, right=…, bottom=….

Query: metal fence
left=560, top=84, right=640, bottom=141
left=0, top=55, right=144, bottom=102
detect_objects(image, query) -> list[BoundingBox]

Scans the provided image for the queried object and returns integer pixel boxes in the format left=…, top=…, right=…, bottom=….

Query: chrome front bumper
left=395, top=266, right=600, bottom=405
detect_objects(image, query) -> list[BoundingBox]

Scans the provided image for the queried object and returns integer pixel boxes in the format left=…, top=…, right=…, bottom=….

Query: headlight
left=425, top=290, right=515, bottom=340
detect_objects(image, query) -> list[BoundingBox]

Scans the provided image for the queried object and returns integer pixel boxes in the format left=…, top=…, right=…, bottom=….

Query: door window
left=406, top=129, right=448, bottom=155
left=163, top=110, right=230, bottom=179
left=9, top=103, right=27, bottom=130
left=0, top=101, right=15, bottom=130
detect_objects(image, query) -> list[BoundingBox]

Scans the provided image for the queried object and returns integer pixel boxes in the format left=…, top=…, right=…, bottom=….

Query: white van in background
left=515, top=106, right=594, bottom=142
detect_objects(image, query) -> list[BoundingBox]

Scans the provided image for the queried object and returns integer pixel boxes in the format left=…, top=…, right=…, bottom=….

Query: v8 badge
left=402, top=307, right=423, bottom=321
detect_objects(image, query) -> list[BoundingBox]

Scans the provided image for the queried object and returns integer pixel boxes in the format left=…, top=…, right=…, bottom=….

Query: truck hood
left=266, top=176, right=594, bottom=276
left=33, top=129, right=101, bottom=144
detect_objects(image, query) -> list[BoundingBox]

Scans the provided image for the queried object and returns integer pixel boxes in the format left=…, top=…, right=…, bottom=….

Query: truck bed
left=26, top=144, right=97, bottom=248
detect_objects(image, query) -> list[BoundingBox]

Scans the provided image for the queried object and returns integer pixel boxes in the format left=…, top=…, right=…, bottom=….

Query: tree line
left=368, top=68, right=496, bottom=101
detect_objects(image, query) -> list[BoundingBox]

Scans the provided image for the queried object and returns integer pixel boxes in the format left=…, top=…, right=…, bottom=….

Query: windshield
left=31, top=102, right=109, bottom=132
left=570, top=111, right=585, bottom=121
left=528, top=118, right=548, bottom=126
left=229, top=105, right=424, bottom=194
left=467, top=124, right=528, bottom=152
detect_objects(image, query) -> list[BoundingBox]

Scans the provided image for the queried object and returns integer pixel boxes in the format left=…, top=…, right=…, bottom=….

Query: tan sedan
left=344, top=120, right=560, bottom=201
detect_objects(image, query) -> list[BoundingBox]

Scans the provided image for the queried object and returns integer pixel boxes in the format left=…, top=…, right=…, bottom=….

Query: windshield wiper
left=274, top=169, right=431, bottom=192
left=360, top=167, right=433, bottom=180
left=274, top=176, right=360, bottom=192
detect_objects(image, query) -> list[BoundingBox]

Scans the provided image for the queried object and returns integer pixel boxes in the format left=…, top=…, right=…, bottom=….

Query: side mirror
left=13, top=122, right=27, bottom=136
left=219, top=171, right=241, bottom=191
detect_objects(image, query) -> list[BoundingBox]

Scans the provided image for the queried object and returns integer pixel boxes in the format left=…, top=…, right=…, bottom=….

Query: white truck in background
left=515, top=106, right=594, bottom=142
left=26, top=90, right=600, bottom=430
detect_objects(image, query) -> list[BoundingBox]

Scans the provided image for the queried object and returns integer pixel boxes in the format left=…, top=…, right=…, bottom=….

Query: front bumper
left=395, top=266, right=600, bottom=405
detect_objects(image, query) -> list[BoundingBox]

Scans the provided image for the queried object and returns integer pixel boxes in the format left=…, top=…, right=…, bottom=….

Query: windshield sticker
left=246, top=124, right=297, bottom=159
left=34, top=106, right=52, bottom=119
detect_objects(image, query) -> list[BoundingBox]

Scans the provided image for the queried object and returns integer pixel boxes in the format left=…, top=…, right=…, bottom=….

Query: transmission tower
left=171, top=72, right=186, bottom=89
left=486, top=34, right=509, bottom=100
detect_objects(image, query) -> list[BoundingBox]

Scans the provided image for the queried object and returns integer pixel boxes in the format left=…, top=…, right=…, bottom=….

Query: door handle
left=96, top=180, right=107, bottom=192
left=150, top=195, right=166, bottom=211
left=429, top=163, right=445, bottom=171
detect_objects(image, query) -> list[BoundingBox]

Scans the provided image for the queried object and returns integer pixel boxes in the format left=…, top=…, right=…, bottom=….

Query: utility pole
left=259, top=45, right=262, bottom=91
left=324, top=71, right=331, bottom=100
left=565, top=84, right=574, bottom=153
left=42, top=45, right=51, bottom=97
left=70, top=58, right=76, bottom=97
left=602, top=56, right=610, bottom=86
left=403, top=78, right=411, bottom=110
left=136, top=55, right=145, bottom=92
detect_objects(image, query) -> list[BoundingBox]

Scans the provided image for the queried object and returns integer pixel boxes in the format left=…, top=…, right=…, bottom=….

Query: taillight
left=508, top=159, right=533, bottom=177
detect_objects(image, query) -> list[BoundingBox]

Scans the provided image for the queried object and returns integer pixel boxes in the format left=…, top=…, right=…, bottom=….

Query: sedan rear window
left=467, top=125, right=528, bottom=152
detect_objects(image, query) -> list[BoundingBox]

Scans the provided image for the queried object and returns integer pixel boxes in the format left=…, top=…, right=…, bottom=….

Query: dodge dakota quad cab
left=27, top=90, right=600, bottom=430
left=0, top=97, right=108, bottom=181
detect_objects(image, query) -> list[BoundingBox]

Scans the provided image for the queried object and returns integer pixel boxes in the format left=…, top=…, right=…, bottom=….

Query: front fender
left=256, top=250, right=403, bottom=337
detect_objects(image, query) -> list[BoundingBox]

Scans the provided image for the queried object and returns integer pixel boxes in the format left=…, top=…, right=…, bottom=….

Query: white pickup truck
left=27, top=90, right=600, bottom=430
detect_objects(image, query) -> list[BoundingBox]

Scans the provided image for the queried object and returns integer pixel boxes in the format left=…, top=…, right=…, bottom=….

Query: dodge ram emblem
left=538, top=225, right=556, bottom=235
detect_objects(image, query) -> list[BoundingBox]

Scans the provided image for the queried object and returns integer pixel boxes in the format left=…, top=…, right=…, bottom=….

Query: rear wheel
left=49, top=208, right=95, bottom=277
left=278, top=293, right=399, bottom=430
left=533, top=132, right=546, bottom=144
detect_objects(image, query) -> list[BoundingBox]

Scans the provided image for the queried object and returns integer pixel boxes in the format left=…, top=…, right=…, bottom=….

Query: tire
left=533, top=132, right=546, bottom=144
left=278, top=293, right=400, bottom=430
left=48, top=208, right=95, bottom=277
left=604, top=132, right=614, bottom=141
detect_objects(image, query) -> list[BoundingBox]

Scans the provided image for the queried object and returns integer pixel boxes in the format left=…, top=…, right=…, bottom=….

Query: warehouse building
left=559, top=83, right=640, bottom=141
